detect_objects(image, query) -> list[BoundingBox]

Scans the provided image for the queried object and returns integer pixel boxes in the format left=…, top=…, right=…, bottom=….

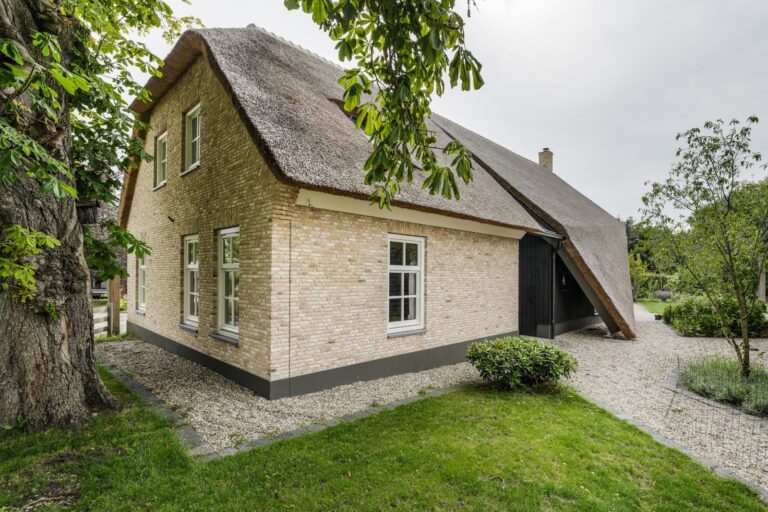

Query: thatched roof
left=120, top=26, right=635, bottom=338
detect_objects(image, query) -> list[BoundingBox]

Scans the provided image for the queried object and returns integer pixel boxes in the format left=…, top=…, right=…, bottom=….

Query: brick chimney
left=538, top=147, right=553, bottom=171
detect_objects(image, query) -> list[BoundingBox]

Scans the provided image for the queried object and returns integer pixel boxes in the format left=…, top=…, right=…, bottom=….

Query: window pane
left=389, top=298, right=402, bottom=322
left=233, top=271, right=240, bottom=298
left=225, top=299, right=233, bottom=325
left=404, top=272, right=417, bottom=296
left=191, top=139, right=199, bottom=163
left=232, top=236, right=240, bottom=264
left=233, top=300, right=239, bottom=327
left=405, top=243, right=419, bottom=266
left=389, top=272, right=402, bottom=297
left=225, top=270, right=233, bottom=297
left=389, top=241, right=403, bottom=266
left=189, top=270, right=197, bottom=293
left=223, top=237, right=232, bottom=264
left=188, top=291, right=196, bottom=317
left=404, top=297, right=417, bottom=321
left=192, top=114, right=199, bottom=139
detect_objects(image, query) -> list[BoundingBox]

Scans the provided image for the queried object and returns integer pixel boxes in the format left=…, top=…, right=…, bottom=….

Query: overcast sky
left=141, top=0, right=768, bottom=220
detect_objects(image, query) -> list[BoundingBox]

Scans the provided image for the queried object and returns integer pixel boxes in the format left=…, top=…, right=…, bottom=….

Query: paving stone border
left=98, top=352, right=468, bottom=460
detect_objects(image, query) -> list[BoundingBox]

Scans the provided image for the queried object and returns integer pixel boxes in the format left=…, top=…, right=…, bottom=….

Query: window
left=137, top=256, right=146, bottom=311
left=155, top=132, right=167, bottom=187
left=184, top=104, right=201, bottom=172
left=388, top=234, right=424, bottom=333
left=183, top=235, right=199, bottom=326
left=217, top=227, right=240, bottom=335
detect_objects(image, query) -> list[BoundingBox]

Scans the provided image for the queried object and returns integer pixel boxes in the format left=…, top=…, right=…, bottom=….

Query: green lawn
left=638, top=299, right=668, bottom=315
left=1, top=369, right=764, bottom=511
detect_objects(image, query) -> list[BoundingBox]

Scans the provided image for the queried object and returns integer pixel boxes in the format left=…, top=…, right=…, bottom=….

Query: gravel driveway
left=552, top=305, right=768, bottom=490
left=97, top=306, right=768, bottom=491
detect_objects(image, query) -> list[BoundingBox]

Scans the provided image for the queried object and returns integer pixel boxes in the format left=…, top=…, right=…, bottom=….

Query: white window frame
left=137, top=256, right=146, bottom=312
left=183, top=235, right=199, bottom=326
left=154, top=132, right=168, bottom=187
left=217, top=227, right=240, bottom=336
left=183, top=103, right=201, bottom=173
left=387, top=234, right=425, bottom=334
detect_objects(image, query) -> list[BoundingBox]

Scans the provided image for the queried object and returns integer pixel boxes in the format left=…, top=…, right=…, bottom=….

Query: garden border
left=578, top=388, right=768, bottom=503
left=97, top=350, right=768, bottom=502
left=96, top=351, right=471, bottom=460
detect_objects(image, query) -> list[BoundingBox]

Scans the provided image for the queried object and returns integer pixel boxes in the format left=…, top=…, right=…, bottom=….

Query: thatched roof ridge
left=120, top=26, right=635, bottom=338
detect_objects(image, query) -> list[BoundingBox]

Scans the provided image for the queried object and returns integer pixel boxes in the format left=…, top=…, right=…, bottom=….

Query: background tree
left=642, top=117, right=768, bottom=377
left=0, top=0, right=195, bottom=429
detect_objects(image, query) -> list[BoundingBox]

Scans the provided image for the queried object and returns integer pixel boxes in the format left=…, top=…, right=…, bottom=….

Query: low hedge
left=662, top=295, right=766, bottom=337
left=466, top=336, right=577, bottom=390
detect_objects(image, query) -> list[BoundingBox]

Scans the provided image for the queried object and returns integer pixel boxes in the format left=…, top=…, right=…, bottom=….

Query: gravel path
left=96, top=341, right=479, bottom=450
left=552, top=305, right=768, bottom=490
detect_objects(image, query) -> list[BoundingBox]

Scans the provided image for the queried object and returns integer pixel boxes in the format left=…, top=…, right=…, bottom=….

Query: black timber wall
left=519, top=235, right=554, bottom=337
left=519, top=234, right=600, bottom=338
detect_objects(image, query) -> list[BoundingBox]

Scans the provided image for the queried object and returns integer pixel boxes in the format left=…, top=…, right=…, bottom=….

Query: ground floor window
left=388, top=234, right=424, bottom=334
left=218, top=227, right=240, bottom=335
left=184, top=235, right=199, bottom=326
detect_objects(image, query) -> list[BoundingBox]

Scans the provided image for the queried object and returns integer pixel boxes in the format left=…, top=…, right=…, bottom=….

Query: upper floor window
left=137, top=256, right=147, bottom=311
left=183, top=235, right=199, bottom=326
left=155, top=132, right=167, bottom=187
left=218, top=227, right=240, bottom=336
left=388, top=234, right=424, bottom=334
left=184, top=104, right=201, bottom=172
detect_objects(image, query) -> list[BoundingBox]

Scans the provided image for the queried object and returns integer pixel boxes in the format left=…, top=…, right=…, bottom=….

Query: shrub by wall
left=663, top=295, right=766, bottom=337
left=466, top=336, right=577, bottom=390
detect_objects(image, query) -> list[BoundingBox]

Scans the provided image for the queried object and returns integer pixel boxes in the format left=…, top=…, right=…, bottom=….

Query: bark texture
left=0, top=0, right=111, bottom=429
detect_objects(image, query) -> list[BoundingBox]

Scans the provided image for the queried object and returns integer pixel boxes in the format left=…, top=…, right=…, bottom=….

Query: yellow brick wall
left=269, top=206, right=520, bottom=380
left=126, top=57, right=289, bottom=379
left=126, top=56, right=520, bottom=384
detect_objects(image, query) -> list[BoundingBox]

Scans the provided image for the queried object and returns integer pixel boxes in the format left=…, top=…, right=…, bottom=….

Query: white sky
left=140, top=0, right=768, bottom=219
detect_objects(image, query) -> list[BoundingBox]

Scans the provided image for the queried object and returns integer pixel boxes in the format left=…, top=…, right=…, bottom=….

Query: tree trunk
left=739, top=312, right=751, bottom=379
left=0, top=0, right=111, bottom=430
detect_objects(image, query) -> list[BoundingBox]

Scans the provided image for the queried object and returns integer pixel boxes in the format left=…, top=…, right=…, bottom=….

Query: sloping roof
left=124, top=28, right=540, bottom=232
left=121, top=26, right=635, bottom=338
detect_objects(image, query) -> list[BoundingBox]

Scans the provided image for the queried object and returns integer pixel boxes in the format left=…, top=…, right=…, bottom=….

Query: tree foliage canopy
left=642, top=117, right=768, bottom=375
left=285, top=0, right=483, bottom=207
left=0, top=0, right=198, bottom=299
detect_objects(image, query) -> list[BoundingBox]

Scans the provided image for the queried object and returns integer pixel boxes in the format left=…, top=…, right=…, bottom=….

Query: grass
left=1, top=370, right=765, bottom=511
left=637, top=299, right=668, bottom=315
left=95, top=332, right=139, bottom=343
left=680, top=357, right=768, bottom=417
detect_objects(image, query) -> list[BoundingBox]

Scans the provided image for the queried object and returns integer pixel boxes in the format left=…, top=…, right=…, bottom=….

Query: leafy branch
left=286, top=0, right=483, bottom=208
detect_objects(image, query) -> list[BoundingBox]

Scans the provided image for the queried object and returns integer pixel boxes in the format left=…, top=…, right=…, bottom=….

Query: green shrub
left=466, top=336, right=577, bottom=390
left=119, top=297, right=127, bottom=311
left=662, top=295, right=766, bottom=337
left=679, top=357, right=768, bottom=417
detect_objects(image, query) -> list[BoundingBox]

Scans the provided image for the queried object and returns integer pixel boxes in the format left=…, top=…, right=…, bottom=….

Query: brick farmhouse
left=118, top=27, right=636, bottom=399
